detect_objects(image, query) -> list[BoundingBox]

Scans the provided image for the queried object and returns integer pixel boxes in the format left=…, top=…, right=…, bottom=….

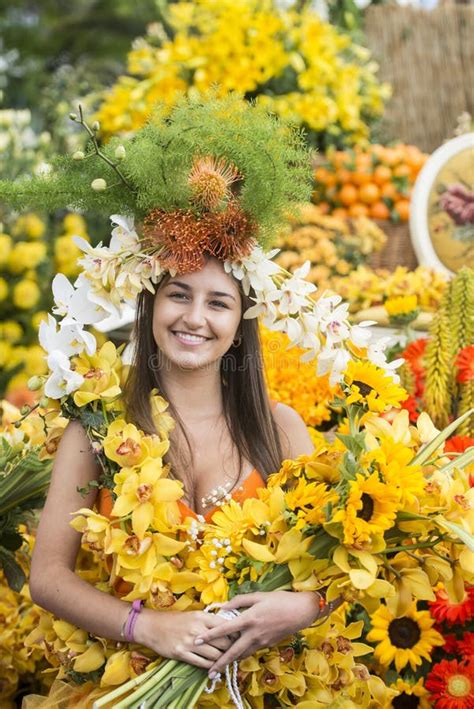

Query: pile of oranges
left=313, top=143, right=429, bottom=222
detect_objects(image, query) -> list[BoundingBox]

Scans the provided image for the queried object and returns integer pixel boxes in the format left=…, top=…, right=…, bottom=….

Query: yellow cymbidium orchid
left=112, top=462, right=182, bottom=538
left=104, top=418, right=169, bottom=468
left=73, top=341, right=123, bottom=407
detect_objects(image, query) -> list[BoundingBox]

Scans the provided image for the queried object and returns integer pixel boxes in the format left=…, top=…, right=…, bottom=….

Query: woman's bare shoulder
left=272, top=402, right=314, bottom=458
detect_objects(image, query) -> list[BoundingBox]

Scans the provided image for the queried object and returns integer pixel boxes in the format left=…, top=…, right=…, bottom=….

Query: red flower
left=402, top=338, right=428, bottom=376
left=442, top=634, right=459, bottom=655
left=401, top=394, right=421, bottom=422
left=456, top=346, right=474, bottom=384
left=426, top=657, right=474, bottom=709
left=429, top=587, right=474, bottom=627
left=445, top=436, right=474, bottom=455
left=458, top=633, right=474, bottom=657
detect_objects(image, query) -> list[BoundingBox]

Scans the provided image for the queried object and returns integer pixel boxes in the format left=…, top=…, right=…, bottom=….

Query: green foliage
left=1, top=93, right=313, bottom=249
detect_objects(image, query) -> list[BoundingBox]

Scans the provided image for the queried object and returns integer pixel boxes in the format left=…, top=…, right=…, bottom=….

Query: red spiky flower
left=456, top=345, right=474, bottom=384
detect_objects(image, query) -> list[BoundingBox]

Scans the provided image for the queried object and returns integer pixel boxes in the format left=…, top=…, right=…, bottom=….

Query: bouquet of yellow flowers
left=23, top=341, right=473, bottom=708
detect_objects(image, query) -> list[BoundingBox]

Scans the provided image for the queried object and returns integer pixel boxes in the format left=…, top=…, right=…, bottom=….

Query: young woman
left=29, top=255, right=325, bottom=680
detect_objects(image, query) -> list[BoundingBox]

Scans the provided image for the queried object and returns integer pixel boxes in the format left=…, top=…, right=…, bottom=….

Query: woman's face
left=152, top=258, right=242, bottom=371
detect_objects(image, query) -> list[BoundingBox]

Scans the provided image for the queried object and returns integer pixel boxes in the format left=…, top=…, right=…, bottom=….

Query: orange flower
left=456, top=345, right=474, bottom=383
left=429, top=586, right=474, bottom=627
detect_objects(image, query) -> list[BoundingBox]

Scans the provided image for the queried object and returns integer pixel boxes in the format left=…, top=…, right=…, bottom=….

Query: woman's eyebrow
left=167, top=280, right=236, bottom=301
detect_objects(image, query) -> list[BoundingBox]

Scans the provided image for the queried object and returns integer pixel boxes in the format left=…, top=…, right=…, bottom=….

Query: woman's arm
left=30, top=420, right=232, bottom=668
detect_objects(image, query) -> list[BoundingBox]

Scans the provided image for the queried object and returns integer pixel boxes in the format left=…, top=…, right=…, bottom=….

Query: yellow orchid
left=104, top=418, right=169, bottom=468
left=105, top=527, right=186, bottom=578
left=70, top=508, right=112, bottom=552
left=112, top=461, right=183, bottom=538
left=72, top=341, right=123, bottom=407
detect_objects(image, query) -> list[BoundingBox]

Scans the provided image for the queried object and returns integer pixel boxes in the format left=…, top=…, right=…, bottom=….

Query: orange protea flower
left=456, top=345, right=474, bottom=383
left=429, top=586, right=474, bottom=627
left=142, top=208, right=210, bottom=273
left=205, top=200, right=257, bottom=261
left=425, top=658, right=474, bottom=709
left=188, top=155, right=240, bottom=211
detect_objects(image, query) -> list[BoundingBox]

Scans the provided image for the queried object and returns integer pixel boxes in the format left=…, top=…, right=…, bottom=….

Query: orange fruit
left=393, top=164, right=411, bottom=179
left=380, top=182, right=398, bottom=201
left=336, top=168, right=352, bottom=184
left=332, top=207, right=348, bottom=219
left=382, top=148, right=402, bottom=167
left=394, top=199, right=410, bottom=221
left=373, top=165, right=392, bottom=186
left=352, top=170, right=372, bottom=186
left=370, top=201, right=390, bottom=220
left=332, top=150, right=350, bottom=168
left=349, top=203, right=369, bottom=217
left=359, top=182, right=380, bottom=205
left=314, top=167, right=329, bottom=183
left=338, top=183, right=359, bottom=206
left=317, top=201, right=331, bottom=214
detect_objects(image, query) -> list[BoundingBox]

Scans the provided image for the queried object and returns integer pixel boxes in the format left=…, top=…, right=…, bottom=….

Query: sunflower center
left=388, top=618, right=421, bottom=649
left=357, top=493, right=375, bottom=522
left=447, top=674, right=471, bottom=698
left=353, top=380, right=373, bottom=397
left=393, top=693, right=419, bottom=709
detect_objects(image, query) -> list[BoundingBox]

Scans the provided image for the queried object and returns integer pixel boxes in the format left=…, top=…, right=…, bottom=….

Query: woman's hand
left=195, top=591, right=331, bottom=676
left=134, top=609, right=234, bottom=669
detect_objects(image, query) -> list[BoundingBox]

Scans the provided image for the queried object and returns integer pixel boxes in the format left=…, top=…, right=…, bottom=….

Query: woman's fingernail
left=208, top=671, right=217, bottom=679
left=194, top=638, right=204, bottom=645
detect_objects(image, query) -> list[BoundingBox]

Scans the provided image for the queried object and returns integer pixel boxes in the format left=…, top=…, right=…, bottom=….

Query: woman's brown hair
left=123, top=273, right=284, bottom=496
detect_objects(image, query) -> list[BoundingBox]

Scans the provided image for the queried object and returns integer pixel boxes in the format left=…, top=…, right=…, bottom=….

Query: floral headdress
left=1, top=93, right=399, bottom=398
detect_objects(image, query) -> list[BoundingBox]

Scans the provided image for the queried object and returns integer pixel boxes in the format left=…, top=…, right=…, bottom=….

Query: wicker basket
left=369, top=220, right=418, bottom=271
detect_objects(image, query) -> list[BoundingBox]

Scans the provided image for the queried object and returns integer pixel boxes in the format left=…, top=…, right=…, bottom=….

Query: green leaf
left=0, top=531, right=24, bottom=551
left=411, top=409, right=474, bottom=465
left=336, top=432, right=366, bottom=457
left=435, top=518, right=474, bottom=552
left=437, top=446, right=474, bottom=476
left=0, top=547, right=26, bottom=592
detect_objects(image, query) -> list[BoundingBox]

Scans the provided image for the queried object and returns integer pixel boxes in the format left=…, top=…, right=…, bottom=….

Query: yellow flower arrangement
left=367, top=603, right=444, bottom=672
left=95, top=0, right=390, bottom=146
left=260, top=324, right=337, bottom=427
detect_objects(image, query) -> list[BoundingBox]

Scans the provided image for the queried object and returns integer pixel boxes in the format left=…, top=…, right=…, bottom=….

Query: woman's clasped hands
left=194, top=590, right=326, bottom=678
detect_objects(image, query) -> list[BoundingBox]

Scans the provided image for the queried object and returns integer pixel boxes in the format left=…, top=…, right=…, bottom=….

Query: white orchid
left=225, top=247, right=280, bottom=295
left=109, top=214, right=140, bottom=253
left=52, top=274, right=106, bottom=324
left=367, top=336, right=404, bottom=380
left=39, top=314, right=96, bottom=357
left=44, top=351, right=84, bottom=399
left=317, top=346, right=352, bottom=386
left=277, top=261, right=317, bottom=316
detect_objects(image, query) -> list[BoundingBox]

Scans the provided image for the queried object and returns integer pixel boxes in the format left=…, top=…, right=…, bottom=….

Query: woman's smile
left=171, top=330, right=213, bottom=346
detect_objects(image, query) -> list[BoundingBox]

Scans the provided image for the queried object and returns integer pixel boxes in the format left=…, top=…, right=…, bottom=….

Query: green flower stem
left=112, top=662, right=179, bottom=709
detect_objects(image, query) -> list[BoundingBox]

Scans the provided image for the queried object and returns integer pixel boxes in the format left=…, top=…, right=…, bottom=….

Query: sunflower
left=344, top=360, right=408, bottom=413
left=363, top=436, right=425, bottom=506
left=456, top=345, right=474, bottom=384
left=332, top=471, right=400, bottom=547
left=425, top=658, right=474, bottom=709
left=367, top=603, right=444, bottom=672
left=390, top=678, right=430, bottom=709
left=384, top=295, right=419, bottom=325
left=429, top=586, right=474, bottom=627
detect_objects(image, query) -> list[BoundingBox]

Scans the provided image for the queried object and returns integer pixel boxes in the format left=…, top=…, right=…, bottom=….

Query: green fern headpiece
left=1, top=93, right=312, bottom=270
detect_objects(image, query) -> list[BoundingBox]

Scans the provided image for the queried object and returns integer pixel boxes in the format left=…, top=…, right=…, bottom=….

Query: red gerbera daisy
left=442, top=634, right=459, bottom=655
left=456, top=346, right=474, bottom=383
left=458, top=632, right=474, bottom=657
left=445, top=436, right=474, bottom=456
left=429, top=587, right=474, bottom=627
left=426, top=658, right=474, bottom=709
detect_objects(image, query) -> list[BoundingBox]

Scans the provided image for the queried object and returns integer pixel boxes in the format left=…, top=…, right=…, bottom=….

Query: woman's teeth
left=173, top=331, right=209, bottom=344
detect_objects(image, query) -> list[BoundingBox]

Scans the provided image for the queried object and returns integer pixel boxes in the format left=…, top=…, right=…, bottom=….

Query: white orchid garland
left=39, top=214, right=401, bottom=399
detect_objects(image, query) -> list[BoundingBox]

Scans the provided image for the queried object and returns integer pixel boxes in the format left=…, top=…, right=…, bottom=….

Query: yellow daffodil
left=344, top=360, right=408, bottom=412
left=331, top=472, right=400, bottom=547
left=367, top=603, right=443, bottom=672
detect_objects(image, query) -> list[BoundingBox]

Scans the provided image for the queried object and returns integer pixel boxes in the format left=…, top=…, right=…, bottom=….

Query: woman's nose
left=181, top=299, right=207, bottom=329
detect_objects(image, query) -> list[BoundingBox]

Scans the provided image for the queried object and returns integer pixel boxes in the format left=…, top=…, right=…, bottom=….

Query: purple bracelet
left=123, top=600, right=144, bottom=643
